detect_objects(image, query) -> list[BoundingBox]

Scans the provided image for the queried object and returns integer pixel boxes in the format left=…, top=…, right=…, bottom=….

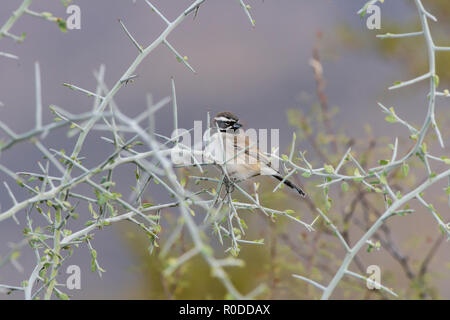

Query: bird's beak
left=232, top=122, right=242, bottom=130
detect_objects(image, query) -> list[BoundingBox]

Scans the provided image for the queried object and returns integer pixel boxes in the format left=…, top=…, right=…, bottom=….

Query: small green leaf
left=341, top=182, right=349, bottom=192
left=11, top=251, right=20, bottom=260
left=434, top=74, right=440, bottom=87
left=62, top=201, right=71, bottom=208
left=385, top=115, right=397, bottom=123
left=325, top=198, right=332, bottom=211
left=55, top=291, right=69, bottom=300
left=71, top=212, right=79, bottom=220
left=324, top=164, right=334, bottom=174
left=402, top=162, right=409, bottom=177
left=353, top=168, right=363, bottom=182
left=88, top=202, right=98, bottom=219
left=61, top=0, right=72, bottom=7
left=56, top=18, right=67, bottom=33
left=428, top=204, right=437, bottom=213
left=94, top=190, right=107, bottom=206
left=441, top=157, right=450, bottom=165
left=379, top=174, right=388, bottom=185
left=421, top=142, right=428, bottom=154
left=302, top=171, right=312, bottom=178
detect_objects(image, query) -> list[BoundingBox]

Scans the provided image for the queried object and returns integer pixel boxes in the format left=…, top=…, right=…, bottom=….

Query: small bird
left=204, top=111, right=306, bottom=197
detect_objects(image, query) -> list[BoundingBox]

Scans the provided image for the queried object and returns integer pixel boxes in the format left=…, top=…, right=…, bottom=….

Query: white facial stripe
left=214, top=116, right=235, bottom=122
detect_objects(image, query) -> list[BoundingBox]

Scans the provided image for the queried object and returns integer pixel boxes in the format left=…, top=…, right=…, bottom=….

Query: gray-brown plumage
left=205, top=111, right=306, bottom=197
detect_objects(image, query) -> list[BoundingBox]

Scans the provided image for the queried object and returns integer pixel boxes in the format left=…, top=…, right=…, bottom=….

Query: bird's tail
left=273, top=175, right=306, bottom=198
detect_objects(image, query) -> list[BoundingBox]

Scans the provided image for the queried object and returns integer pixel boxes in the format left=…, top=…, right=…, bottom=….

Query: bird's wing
left=231, top=134, right=274, bottom=166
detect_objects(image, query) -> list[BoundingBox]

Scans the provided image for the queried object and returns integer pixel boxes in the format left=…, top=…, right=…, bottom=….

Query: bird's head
left=213, top=111, right=242, bottom=132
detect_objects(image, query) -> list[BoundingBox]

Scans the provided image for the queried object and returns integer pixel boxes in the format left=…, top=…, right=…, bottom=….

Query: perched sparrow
left=204, top=111, right=306, bottom=197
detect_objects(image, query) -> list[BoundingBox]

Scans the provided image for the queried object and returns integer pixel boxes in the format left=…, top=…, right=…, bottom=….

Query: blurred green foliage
left=337, top=1, right=450, bottom=84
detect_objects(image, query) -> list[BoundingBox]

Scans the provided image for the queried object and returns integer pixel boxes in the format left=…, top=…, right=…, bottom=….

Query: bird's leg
left=223, top=175, right=235, bottom=194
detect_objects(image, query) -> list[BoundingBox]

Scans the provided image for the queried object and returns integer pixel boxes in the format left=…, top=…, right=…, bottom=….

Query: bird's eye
left=215, top=118, right=236, bottom=130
